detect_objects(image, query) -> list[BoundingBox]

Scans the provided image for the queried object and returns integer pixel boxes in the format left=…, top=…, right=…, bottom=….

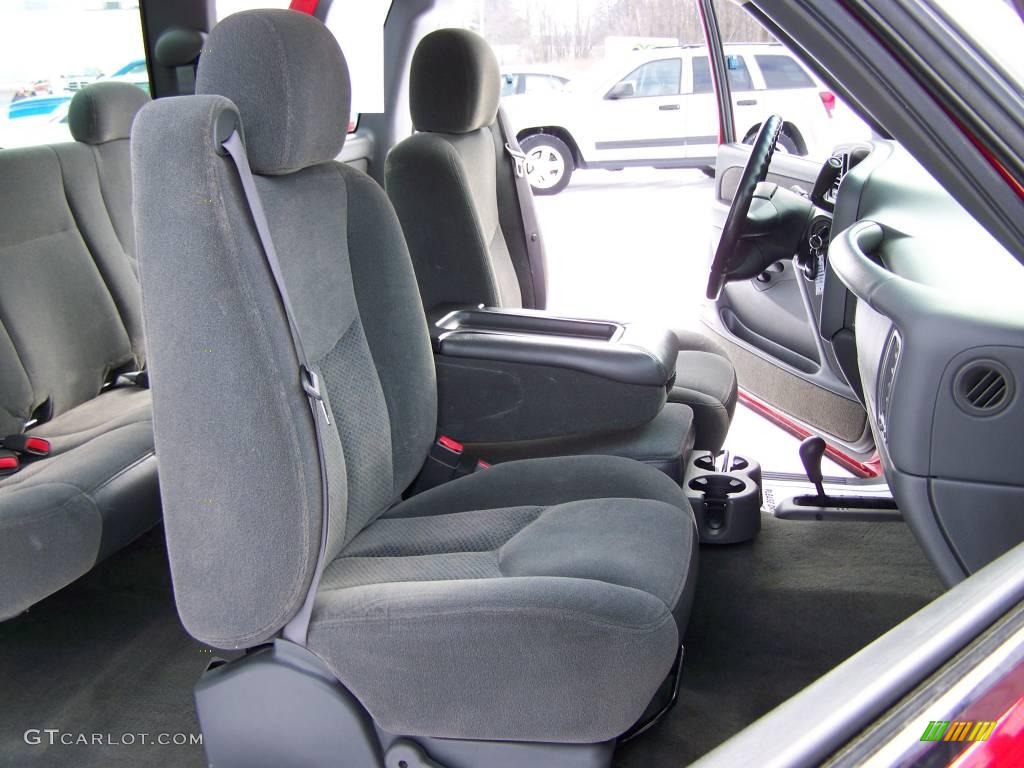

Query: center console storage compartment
left=433, top=307, right=679, bottom=443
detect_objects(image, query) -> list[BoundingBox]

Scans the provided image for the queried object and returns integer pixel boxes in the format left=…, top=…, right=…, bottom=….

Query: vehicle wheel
left=700, top=166, right=716, bottom=178
left=744, top=126, right=800, bottom=155
left=520, top=134, right=574, bottom=195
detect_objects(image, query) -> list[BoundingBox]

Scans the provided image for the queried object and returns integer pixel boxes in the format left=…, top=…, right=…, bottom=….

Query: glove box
left=432, top=307, right=679, bottom=443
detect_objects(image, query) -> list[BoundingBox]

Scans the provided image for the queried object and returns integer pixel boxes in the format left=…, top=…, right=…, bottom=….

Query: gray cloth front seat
left=132, top=9, right=698, bottom=750
left=386, top=28, right=738, bottom=452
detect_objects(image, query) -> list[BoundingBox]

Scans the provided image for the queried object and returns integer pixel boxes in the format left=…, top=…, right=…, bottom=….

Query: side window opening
left=613, top=58, right=681, bottom=99
left=0, top=2, right=147, bottom=149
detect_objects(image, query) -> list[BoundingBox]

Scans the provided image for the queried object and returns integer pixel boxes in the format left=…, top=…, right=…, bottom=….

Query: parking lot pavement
left=536, top=166, right=852, bottom=478
left=535, top=166, right=715, bottom=333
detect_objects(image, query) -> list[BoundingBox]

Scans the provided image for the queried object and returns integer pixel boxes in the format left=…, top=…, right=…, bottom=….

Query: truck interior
left=1, top=1, right=1022, bottom=766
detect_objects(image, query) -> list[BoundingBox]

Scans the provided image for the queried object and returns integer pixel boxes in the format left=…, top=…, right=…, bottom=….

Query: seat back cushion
left=387, top=129, right=522, bottom=311
left=134, top=9, right=436, bottom=648
left=0, top=147, right=135, bottom=426
left=69, top=81, right=151, bottom=261
left=386, top=27, right=522, bottom=313
left=52, top=142, right=147, bottom=365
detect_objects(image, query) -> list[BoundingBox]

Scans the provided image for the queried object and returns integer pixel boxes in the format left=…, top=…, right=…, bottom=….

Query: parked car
left=61, top=66, right=104, bottom=92
left=500, top=68, right=569, bottom=97
left=6, top=94, right=69, bottom=120
left=503, top=42, right=863, bottom=194
left=10, top=79, right=53, bottom=101
left=105, top=59, right=151, bottom=94
left=0, top=101, right=70, bottom=148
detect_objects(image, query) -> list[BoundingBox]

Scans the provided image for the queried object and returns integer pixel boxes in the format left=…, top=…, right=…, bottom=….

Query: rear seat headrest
left=410, top=28, right=500, bottom=135
left=69, top=82, right=150, bottom=145
left=196, top=9, right=351, bottom=176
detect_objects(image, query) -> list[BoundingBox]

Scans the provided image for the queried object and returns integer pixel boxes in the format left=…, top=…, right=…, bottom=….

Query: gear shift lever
left=798, top=436, right=827, bottom=501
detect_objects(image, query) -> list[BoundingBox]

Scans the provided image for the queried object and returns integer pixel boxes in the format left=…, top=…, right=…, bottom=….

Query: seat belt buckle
left=409, top=435, right=465, bottom=495
left=0, top=450, right=20, bottom=476
left=454, top=454, right=493, bottom=479
left=505, top=143, right=527, bottom=178
left=1, top=434, right=50, bottom=458
left=114, top=369, right=149, bottom=389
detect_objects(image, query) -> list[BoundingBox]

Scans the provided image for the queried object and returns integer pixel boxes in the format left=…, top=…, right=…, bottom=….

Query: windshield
left=930, top=0, right=1024, bottom=88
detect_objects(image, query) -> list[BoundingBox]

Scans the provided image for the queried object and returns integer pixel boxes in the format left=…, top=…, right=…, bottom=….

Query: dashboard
left=825, top=140, right=1024, bottom=586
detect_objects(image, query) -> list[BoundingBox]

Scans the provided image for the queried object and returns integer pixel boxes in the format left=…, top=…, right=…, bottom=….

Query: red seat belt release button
left=2, top=434, right=51, bottom=457
left=0, top=450, right=19, bottom=475
left=437, top=435, right=464, bottom=455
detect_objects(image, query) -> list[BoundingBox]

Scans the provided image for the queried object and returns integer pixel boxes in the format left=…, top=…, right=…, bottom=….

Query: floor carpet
left=0, top=515, right=944, bottom=767
left=0, top=527, right=209, bottom=767
left=615, top=513, right=945, bottom=766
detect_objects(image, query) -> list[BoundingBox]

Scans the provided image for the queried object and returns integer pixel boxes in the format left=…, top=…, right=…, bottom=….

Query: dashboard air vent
left=955, top=361, right=1012, bottom=416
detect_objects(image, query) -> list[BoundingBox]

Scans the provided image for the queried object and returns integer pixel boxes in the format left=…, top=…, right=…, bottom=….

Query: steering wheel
left=706, top=115, right=784, bottom=300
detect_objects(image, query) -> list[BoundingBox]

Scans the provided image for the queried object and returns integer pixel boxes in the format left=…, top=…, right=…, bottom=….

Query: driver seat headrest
left=410, top=28, right=501, bottom=135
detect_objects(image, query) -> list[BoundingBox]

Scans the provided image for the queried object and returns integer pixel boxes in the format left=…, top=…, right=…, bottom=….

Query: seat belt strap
left=221, top=130, right=331, bottom=646
left=496, top=106, right=548, bottom=310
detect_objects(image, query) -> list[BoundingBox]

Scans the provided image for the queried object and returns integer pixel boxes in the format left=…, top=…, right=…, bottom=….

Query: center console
left=432, top=307, right=679, bottom=443
left=428, top=306, right=698, bottom=481
left=429, top=306, right=764, bottom=542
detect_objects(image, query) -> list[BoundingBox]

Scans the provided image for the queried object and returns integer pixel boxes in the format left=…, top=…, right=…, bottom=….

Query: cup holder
left=685, top=453, right=762, bottom=544
left=692, top=454, right=750, bottom=473
left=694, top=454, right=717, bottom=472
left=688, top=475, right=745, bottom=495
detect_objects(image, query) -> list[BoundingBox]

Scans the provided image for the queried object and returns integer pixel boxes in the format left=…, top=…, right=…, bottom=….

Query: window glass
left=615, top=58, right=681, bottom=98
left=0, top=0, right=146, bottom=149
left=693, top=55, right=753, bottom=94
left=713, top=0, right=872, bottom=161
left=723, top=54, right=753, bottom=91
left=215, top=1, right=389, bottom=116
left=755, top=54, right=814, bottom=89
left=501, top=73, right=520, bottom=97
left=524, top=74, right=566, bottom=94
left=930, top=0, right=1024, bottom=89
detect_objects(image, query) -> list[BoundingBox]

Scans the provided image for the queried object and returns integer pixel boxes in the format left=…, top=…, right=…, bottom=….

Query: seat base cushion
left=307, top=455, right=697, bottom=744
left=670, top=329, right=739, bottom=453
left=0, top=391, right=160, bottom=620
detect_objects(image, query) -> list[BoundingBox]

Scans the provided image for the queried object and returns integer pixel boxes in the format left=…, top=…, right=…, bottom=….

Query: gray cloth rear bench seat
left=0, top=83, right=159, bottom=620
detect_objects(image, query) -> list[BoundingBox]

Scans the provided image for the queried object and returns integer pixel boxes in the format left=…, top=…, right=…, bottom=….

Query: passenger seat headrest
left=69, top=82, right=150, bottom=145
left=411, top=29, right=500, bottom=135
left=195, top=9, right=352, bottom=177
left=196, top=9, right=351, bottom=175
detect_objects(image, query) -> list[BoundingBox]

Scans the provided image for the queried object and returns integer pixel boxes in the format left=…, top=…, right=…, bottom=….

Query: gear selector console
left=684, top=451, right=763, bottom=544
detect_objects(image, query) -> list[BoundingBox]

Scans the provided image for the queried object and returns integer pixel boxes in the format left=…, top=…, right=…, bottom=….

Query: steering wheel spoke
left=706, top=115, right=784, bottom=300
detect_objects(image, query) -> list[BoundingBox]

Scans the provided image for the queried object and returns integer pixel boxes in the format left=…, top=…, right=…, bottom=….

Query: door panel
left=704, top=142, right=872, bottom=453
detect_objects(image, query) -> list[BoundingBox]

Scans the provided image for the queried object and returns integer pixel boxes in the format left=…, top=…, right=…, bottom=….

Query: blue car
left=7, top=95, right=70, bottom=120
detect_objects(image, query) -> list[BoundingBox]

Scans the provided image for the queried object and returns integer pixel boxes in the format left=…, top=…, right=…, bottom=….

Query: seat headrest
left=196, top=9, right=350, bottom=175
left=69, top=82, right=150, bottom=145
left=410, top=29, right=500, bottom=135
